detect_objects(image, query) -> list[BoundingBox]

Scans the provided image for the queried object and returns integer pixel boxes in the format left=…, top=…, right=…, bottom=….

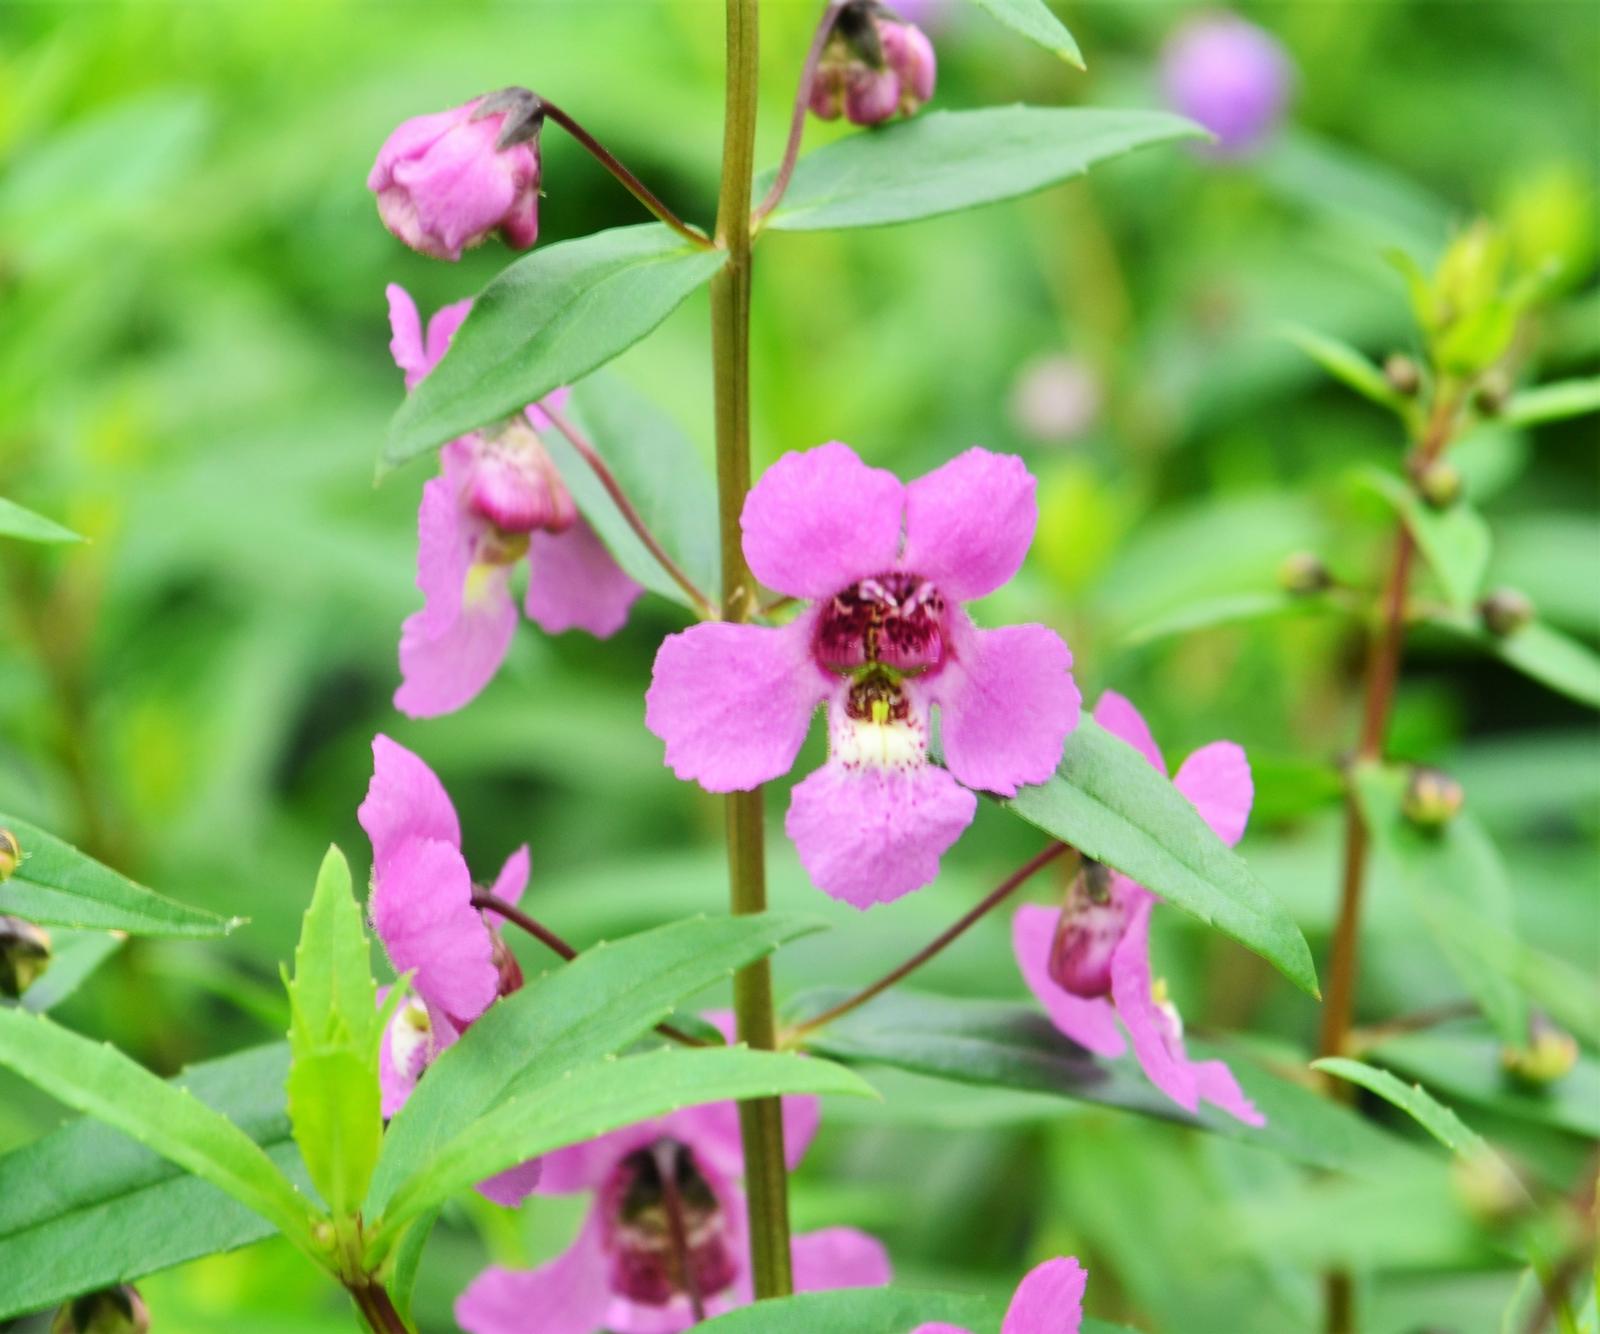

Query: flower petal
left=1002, top=1256, right=1087, bottom=1334
left=1193, top=1057, right=1267, bottom=1128
left=392, top=117, right=519, bottom=258
left=488, top=844, right=531, bottom=908
left=899, top=448, right=1037, bottom=601
left=935, top=620, right=1079, bottom=797
left=1174, top=740, right=1253, bottom=847
left=370, top=834, right=497, bottom=1025
left=785, top=759, right=976, bottom=908
left=792, top=1227, right=892, bottom=1292
left=1011, top=904, right=1125, bottom=1058
left=475, top=1155, right=544, bottom=1208
left=385, top=284, right=426, bottom=389
left=423, top=297, right=473, bottom=380
left=525, top=518, right=644, bottom=638
left=359, top=735, right=461, bottom=868
left=456, top=1214, right=611, bottom=1334
left=1108, top=892, right=1199, bottom=1114
left=645, top=616, right=826, bottom=792
left=536, top=1122, right=663, bottom=1196
left=1091, top=690, right=1166, bottom=774
left=377, top=990, right=458, bottom=1119
left=741, top=443, right=904, bottom=598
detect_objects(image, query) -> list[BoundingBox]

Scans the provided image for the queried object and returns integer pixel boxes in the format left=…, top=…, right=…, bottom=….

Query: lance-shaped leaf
left=0, top=1010, right=319, bottom=1256
left=963, top=0, right=1083, bottom=67
left=367, top=911, right=825, bottom=1216
left=1352, top=762, right=1526, bottom=1046
left=1501, top=376, right=1600, bottom=427
left=1360, top=467, right=1491, bottom=611
left=1122, top=589, right=1347, bottom=647
left=697, top=1289, right=998, bottom=1333
left=0, top=813, right=236, bottom=938
left=0, top=1043, right=302, bottom=1321
left=1281, top=323, right=1408, bottom=414
left=384, top=224, right=725, bottom=468
left=370, top=1045, right=873, bottom=1250
left=763, top=107, right=1201, bottom=232
left=1424, top=609, right=1600, bottom=710
left=990, top=718, right=1318, bottom=996
left=1312, top=1058, right=1490, bottom=1158
left=284, top=846, right=385, bottom=1219
left=0, top=496, right=84, bottom=543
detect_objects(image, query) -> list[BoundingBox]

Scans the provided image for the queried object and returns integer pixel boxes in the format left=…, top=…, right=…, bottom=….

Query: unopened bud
left=1450, top=1148, right=1524, bottom=1226
left=1479, top=587, right=1534, bottom=637
left=1472, top=370, right=1511, bottom=417
left=1383, top=354, right=1421, bottom=396
left=1415, top=460, right=1462, bottom=509
left=0, top=827, right=19, bottom=882
left=1279, top=550, right=1332, bottom=595
left=0, top=916, right=51, bottom=998
left=51, top=1285, right=149, bottom=1334
left=1501, top=1015, right=1578, bottom=1086
left=490, top=931, right=524, bottom=997
left=1401, top=766, right=1464, bottom=830
left=810, top=2, right=937, bottom=126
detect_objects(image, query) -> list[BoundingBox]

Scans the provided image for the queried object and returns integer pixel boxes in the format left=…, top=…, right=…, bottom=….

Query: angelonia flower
left=1013, top=692, right=1265, bottom=1126
left=646, top=443, right=1079, bottom=908
left=914, top=1256, right=1087, bottom=1334
left=358, top=734, right=542, bottom=1205
left=810, top=1, right=937, bottom=126
left=387, top=285, right=643, bottom=718
left=1160, top=13, right=1292, bottom=157
left=51, top=1285, right=150, bottom=1334
left=368, top=88, right=542, bottom=261
left=457, top=1015, right=890, bottom=1334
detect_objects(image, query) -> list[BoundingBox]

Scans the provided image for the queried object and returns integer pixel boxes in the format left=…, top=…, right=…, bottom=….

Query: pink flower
left=645, top=443, right=1078, bottom=908
left=914, top=1256, right=1087, bottom=1334
left=810, top=5, right=937, bottom=126
left=386, top=286, right=643, bottom=718
left=1160, top=14, right=1293, bottom=158
left=358, top=734, right=540, bottom=1205
left=456, top=1015, right=889, bottom=1334
left=1012, top=692, right=1265, bottom=1126
left=368, top=91, right=542, bottom=261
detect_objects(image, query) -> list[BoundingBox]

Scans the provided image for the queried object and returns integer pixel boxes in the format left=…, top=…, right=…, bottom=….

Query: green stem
left=711, top=0, right=793, bottom=1302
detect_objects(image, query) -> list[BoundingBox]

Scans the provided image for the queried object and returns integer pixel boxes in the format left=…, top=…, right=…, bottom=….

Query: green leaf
left=764, top=107, right=1201, bottom=232
left=0, top=1044, right=303, bottom=1321
left=963, top=0, right=1084, bottom=68
left=371, top=1045, right=873, bottom=1249
left=0, top=1010, right=318, bottom=1255
left=1281, top=323, right=1406, bottom=413
left=542, top=373, right=720, bottom=609
left=1501, top=376, right=1600, bottom=427
left=1121, top=589, right=1342, bottom=647
left=1360, top=467, right=1491, bottom=610
left=0, top=813, right=237, bottom=937
left=996, top=718, right=1318, bottom=996
left=1425, top=611, right=1600, bottom=709
left=1352, top=762, right=1526, bottom=1046
left=384, top=224, right=725, bottom=469
left=0, top=496, right=84, bottom=543
left=11, top=928, right=122, bottom=1013
left=286, top=847, right=379, bottom=1050
left=793, top=989, right=1422, bottom=1177
left=367, top=911, right=825, bottom=1216
left=695, top=1288, right=999, bottom=1333
left=1312, top=1057, right=1488, bottom=1158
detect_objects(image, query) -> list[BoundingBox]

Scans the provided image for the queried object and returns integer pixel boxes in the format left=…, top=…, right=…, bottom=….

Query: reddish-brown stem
left=472, top=892, right=709, bottom=1047
left=750, top=0, right=847, bottom=226
left=542, top=402, right=718, bottom=619
left=783, top=842, right=1073, bottom=1044
left=537, top=98, right=712, bottom=248
left=349, top=1280, right=409, bottom=1334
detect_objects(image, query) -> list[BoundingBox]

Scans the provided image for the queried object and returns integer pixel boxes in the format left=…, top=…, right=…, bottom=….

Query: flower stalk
left=751, top=0, right=847, bottom=226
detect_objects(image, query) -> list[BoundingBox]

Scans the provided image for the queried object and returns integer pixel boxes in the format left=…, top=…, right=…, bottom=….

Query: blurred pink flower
left=456, top=1015, right=889, bottom=1334
left=1160, top=13, right=1293, bottom=157
left=386, top=286, right=642, bottom=718
left=914, top=1256, right=1088, bottom=1333
left=368, top=93, right=541, bottom=261
left=1013, top=691, right=1264, bottom=1125
left=810, top=4, right=937, bottom=126
left=646, top=443, right=1078, bottom=908
left=358, top=733, right=540, bottom=1204
left=1010, top=354, right=1102, bottom=443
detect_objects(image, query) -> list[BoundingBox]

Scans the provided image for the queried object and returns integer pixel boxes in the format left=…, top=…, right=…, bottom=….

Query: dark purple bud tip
left=1414, top=460, right=1462, bottom=510
left=474, top=86, right=545, bottom=149
left=1400, top=766, right=1464, bottom=830
left=1278, top=551, right=1331, bottom=595
left=1478, top=587, right=1534, bottom=637
left=0, top=827, right=18, bottom=882
left=0, top=915, right=51, bottom=1000
left=51, top=1285, right=149, bottom=1334
left=1383, top=354, right=1421, bottom=396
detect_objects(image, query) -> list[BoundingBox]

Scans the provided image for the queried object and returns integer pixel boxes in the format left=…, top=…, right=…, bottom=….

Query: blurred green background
left=1, top=1, right=1596, bottom=1330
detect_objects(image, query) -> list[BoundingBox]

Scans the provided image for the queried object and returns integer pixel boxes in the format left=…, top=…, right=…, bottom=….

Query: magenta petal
left=395, top=572, right=517, bottom=718
left=785, top=760, right=976, bottom=908
left=792, top=1227, right=892, bottom=1292
left=524, top=519, right=644, bottom=637
left=423, top=297, right=473, bottom=379
left=409, top=472, right=474, bottom=638
left=393, top=118, right=518, bottom=258
left=1193, top=1057, right=1267, bottom=1128
left=1012, top=904, right=1125, bottom=1058
left=912, top=1326, right=970, bottom=1334
left=475, top=1155, right=544, bottom=1207
left=456, top=1216, right=611, bottom=1334
left=385, top=284, right=426, bottom=389
left=1108, top=893, right=1199, bottom=1114
left=1174, top=740, right=1253, bottom=847
left=377, top=991, right=458, bottom=1119
left=489, top=844, right=530, bottom=908
left=1091, top=690, right=1166, bottom=774
left=740, top=443, right=905, bottom=599
left=1002, top=1256, right=1087, bottom=1334
left=900, top=448, right=1037, bottom=601
left=370, top=834, right=497, bottom=1025
left=359, top=735, right=461, bottom=867
left=646, top=616, right=825, bottom=792
left=936, top=620, right=1079, bottom=797
left=535, top=1121, right=665, bottom=1196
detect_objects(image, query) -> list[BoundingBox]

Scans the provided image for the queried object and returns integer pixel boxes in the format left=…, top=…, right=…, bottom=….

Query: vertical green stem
left=711, top=0, right=793, bottom=1302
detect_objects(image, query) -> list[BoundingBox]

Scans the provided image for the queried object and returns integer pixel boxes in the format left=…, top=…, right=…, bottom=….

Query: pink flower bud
left=881, top=19, right=937, bottom=114
left=810, top=4, right=937, bottom=127
left=465, top=430, right=578, bottom=537
left=369, top=90, right=542, bottom=261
